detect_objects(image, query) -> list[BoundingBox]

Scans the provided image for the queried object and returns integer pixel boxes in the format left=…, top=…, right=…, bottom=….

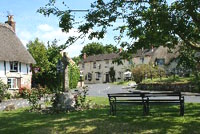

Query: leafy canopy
left=38, top=0, right=200, bottom=52
left=80, top=42, right=118, bottom=57
left=27, top=38, right=62, bottom=90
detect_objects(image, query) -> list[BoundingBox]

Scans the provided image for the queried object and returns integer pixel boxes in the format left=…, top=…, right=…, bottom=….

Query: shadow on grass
left=0, top=103, right=200, bottom=134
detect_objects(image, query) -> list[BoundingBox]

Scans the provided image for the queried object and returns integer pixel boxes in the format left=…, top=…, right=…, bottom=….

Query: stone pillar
left=62, top=52, right=70, bottom=92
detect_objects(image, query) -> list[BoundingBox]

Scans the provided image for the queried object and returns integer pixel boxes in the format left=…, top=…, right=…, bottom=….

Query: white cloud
left=17, top=24, right=88, bottom=57
left=37, top=24, right=54, bottom=32
left=18, top=30, right=32, bottom=41
left=17, top=23, right=118, bottom=57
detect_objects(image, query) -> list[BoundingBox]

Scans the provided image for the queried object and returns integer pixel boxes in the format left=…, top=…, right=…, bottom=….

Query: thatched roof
left=81, top=46, right=178, bottom=65
left=133, top=48, right=157, bottom=57
left=150, top=46, right=179, bottom=64
left=83, top=53, right=119, bottom=62
left=0, top=23, right=36, bottom=64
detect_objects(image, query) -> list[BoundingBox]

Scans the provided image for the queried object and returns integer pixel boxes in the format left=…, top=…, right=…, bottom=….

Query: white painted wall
left=0, top=61, right=32, bottom=89
left=0, top=61, right=5, bottom=77
left=21, top=63, right=28, bottom=74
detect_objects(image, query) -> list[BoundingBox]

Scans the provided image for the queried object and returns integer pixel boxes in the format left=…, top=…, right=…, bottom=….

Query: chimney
left=83, top=53, right=87, bottom=59
left=152, top=46, right=154, bottom=52
left=5, top=15, right=16, bottom=32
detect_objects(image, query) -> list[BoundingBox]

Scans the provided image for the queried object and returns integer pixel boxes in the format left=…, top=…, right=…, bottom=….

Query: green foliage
left=109, top=67, right=116, bottom=82
left=24, top=87, right=47, bottom=111
left=178, top=45, right=199, bottom=73
left=80, top=42, right=118, bottom=58
left=0, top=80, right=8, bottom=102
left=72, top=56, right=81, bottom=65
left=74, top=87, right=92, bottom=110
left=39, top=0, right=200, bottom=60
left=27, top=38, right=49, bottom=73
left=142, top=76, right=194, bottom=84
left=132, top=64, right=165, bottom=83
left=27, top=39, right=62, bottom=91
left=68, top=63, right=80, bottom=89
left=18, top=87, right=31, bottom=98
left=1, top=102, right=200, bottom=133
left=80, top=42, right=104, bottom=57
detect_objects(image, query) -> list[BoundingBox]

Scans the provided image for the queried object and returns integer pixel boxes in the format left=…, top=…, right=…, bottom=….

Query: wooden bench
left=108, top=91, right=184, bottom=116
left=107, top=92, right=148, bottom=115
left=144, top=92, right=184, bottom=116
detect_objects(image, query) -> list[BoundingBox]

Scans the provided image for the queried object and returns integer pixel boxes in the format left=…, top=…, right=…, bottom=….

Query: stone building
left=79, top=46, right=179, bottom=84
left=0, top=16, right=36, bottom=91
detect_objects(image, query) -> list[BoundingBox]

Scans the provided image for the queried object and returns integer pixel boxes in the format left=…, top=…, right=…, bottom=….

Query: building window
left=10, top=61, right=18, bottom=72
left=105, top=60, right=109, bottom=68
left=156, top=58, right=165, bottom=65
left=88, top=73, right=92, bottom=81
left=97, top=64, right=101, bottom=69
left=95, top=72, right=101, bottom=80
left=7, top=78, right=18, bottom=89
left=93, top=62, right=96, bottom=68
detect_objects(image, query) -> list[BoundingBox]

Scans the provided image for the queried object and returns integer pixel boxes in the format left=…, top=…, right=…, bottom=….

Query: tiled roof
left=83, top=53, right=119, bottom=62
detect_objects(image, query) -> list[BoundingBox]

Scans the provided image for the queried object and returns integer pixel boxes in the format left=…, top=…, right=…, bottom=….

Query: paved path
left=0, top=84, right=200, bottom=111
left=87, top=84, right=200, bottom=103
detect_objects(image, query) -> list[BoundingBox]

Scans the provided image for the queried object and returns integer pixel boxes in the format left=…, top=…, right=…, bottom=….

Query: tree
left=109, top=67, right=116, bottom=82
left=80, top=42, right=118, bottom=58
left=38, top=0, right=200, bottom=52
left=80, top=42, right=104, bottom=57
left=104, top=44, right=118, bottom=54
left=27, top=38, right=62, bottom=90
left=27, top=38, right=50, bottom=87
left=27, top=38, right=50, bottom=73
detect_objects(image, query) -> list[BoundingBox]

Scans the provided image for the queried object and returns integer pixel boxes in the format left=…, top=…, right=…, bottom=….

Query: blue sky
left=0, top=0, right=175, bottom=57
left=0, top=0, right=118, bottom=57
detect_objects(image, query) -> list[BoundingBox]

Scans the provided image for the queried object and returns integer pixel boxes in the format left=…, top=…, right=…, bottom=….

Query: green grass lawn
left=0, top=97, right=200, bottom=134
left=142, top=76, right=194, bottom=84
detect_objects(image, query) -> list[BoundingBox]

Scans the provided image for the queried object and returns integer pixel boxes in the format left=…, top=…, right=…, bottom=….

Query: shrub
left=68, top=63, right=80, bottom=89
left=25, top=87, right=47, bottom=111
left=74, top=86, right=96, bottom=110
left=132, top=64, right=166, bottom=83
left=19, top=87, right=31, bottom=98
left=0, top=80, right=8, bottom=102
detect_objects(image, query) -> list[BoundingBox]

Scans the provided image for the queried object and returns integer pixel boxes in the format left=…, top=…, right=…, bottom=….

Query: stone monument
left=54, top=52, right=76, bottom=111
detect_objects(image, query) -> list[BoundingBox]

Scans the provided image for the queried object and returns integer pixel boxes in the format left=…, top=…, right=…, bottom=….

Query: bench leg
left=110, top=103, right=114, bottom=115
left=180, top=102, right=184, bottom=116
left=114, top=103, right=116, bottom=115
left=146, top=101, right=150, bottom=115
left=143, top=103, right=147, bottom=115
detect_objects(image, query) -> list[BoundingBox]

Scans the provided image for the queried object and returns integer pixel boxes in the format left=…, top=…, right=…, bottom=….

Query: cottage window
left=156, top=59, right=165, bottom=65
left=7, top=78, right=18, bottom=89
left=140, top=57, right=144, bottom=63
left=10, top=61, right=18, bottom=72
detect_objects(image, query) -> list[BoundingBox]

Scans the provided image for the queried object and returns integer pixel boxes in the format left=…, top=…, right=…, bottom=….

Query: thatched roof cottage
left=0, top=15, right=35, bottom=91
